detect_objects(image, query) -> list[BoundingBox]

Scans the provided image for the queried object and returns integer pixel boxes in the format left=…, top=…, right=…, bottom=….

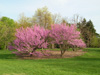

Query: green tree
left=0, top=17, right=16, bottom=49
left=91, top=36, right=99, bottom=47
left=18, top=13, right=32, bottom=28
left=0, top=22, right=8, bottom=49
left=85, top=20, right=96, bottom=47
left=32, top=6, right=53, bottom=29
left=77, top=19, right=97, bottom=47
left=1, top=16, right=15, bottom=27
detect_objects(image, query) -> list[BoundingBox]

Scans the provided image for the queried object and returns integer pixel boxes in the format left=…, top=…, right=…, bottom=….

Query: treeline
left=0, top=6, right=99, bottom=49
left=77, top=19, right=100, bottom=47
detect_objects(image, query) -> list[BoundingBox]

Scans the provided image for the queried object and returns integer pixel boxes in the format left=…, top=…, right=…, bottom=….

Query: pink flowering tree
left=9, top=25, right=50, bottom=57
left=49, top=24, right=86, bottom=56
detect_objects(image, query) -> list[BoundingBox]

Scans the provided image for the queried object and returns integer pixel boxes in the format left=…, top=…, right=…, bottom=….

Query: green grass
left=0, top=48, right=100, bottom=75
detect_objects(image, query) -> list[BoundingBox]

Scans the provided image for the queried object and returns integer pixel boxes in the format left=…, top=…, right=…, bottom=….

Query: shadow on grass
left=44, top=57, right=100, bottom=71
left=84, top=49, right=100, bottom=52
left=74, top=57, right=100, bottom=61
left=0, top=54, right=16, bottom=59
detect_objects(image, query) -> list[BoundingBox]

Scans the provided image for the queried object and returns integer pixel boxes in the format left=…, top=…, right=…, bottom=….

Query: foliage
left=18, top=13, right=32, bottom=28
left=9, top=25, right=49, bottom=56
left=0, top=7, right=100, bottom=52
left=0, top=16, right=15, bottom=27
left=9, top=24, right=86, bottom=57
left=77, top=19, right=97, bottom=47
left=32, top=6, right=53, bottom=29
left=91, top=36, right=100, bottom=47
left=49, top=24, right=86, bottom=56
left=0, top=17, right=16, bottom=49
left=0, top=22, right=8, bottom=49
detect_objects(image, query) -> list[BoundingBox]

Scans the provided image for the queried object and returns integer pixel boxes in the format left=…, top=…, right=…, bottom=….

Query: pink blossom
left=50, top=24, right=86, bottom=49
left=9, top=25, right=49, bottom=56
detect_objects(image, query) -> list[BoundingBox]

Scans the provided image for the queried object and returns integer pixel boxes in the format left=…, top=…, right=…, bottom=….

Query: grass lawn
left=0, top=48, right=100, bottom=75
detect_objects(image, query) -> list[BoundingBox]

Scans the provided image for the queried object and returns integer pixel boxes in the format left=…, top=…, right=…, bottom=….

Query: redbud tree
left=9, top=24, right=86, bottom=57
left=49, top=24, right=86, bottom=56
left=9, top=25, right=49, bottom=56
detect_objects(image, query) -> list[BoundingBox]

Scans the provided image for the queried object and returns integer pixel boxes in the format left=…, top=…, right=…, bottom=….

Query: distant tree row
left=0, top=6, right=99, bottom=49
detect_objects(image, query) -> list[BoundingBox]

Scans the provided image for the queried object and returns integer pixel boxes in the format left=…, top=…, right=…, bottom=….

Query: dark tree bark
left=30, top=47, right=37, bottom=57
left=60, top=44, right=66, bottom=57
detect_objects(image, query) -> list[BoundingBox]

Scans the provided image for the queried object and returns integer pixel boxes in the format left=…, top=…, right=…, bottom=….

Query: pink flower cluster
left=9, top=25, right=49, bottom=55
left=9, top=24, right=86, bottom=57
left=50, top=24, right=86, bottom=48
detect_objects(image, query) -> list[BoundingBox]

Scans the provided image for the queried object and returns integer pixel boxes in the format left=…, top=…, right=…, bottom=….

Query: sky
left=0, top=0, right=100, bottom=33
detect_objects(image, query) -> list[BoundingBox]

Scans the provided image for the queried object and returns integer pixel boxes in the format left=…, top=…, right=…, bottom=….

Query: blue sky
left=0, top=0, right=100, bottom=33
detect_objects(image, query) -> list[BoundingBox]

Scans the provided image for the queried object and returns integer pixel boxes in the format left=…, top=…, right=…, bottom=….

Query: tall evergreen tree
left=77, top=19, right=96, bottom=47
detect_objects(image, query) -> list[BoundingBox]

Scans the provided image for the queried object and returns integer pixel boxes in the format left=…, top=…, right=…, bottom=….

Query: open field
left=0, top=48, right=100, bottom=75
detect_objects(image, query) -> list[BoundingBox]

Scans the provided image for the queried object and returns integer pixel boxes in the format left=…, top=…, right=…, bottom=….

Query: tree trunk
left=60, top=44, right=66, bottom=57
left=61, top=50, right=66, bottom=57
left=72, top=46, right=75, bottom=51
left=30, top=48, right=37, bottom=57
left=52, top=44, right=55, bottom=49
